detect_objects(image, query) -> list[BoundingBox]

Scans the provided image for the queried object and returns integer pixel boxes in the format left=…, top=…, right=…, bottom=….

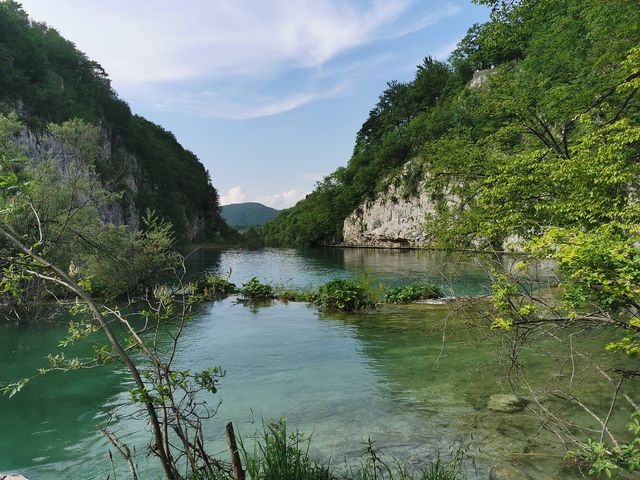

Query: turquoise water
left=0, top=248, right=633, bottom=479
left=184, top=247, right=495, bottom=295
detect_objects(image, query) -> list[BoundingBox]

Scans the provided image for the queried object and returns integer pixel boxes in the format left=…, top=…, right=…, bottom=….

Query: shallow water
left=0, top=248, right=635, bottom=479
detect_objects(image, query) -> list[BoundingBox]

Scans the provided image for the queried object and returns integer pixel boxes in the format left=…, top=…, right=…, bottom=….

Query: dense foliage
left=0, top=114, right=189, bottom=312
left=260, top=0, right=640, bottom=249
left=259, top=55, right=459, bottom=246
left=0, top=1, right=222, bottom=241
left=240, top=277, right=276, bottom=300
left=315, top=278, right=378, bottom=312
left=261, top=1, right=640, bottom=474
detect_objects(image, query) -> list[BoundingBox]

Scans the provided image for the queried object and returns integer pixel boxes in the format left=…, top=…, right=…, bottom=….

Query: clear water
left=0, top=248, right=634, bottom=479
left=184, top=247, right=495, bottom=295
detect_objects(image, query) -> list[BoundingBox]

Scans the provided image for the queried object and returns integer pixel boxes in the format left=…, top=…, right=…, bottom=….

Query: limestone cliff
left=342, top=162, right=437, bottom=248
left=14, top=124, right=216, bottom=241
left=341, top=69, right=496, bottom=249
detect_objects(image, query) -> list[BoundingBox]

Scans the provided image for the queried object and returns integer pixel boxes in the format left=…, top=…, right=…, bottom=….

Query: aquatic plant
left=316, top=278, right=377, bottom=312
left=240, top=418, right=333, bottom=480
left=384, top=284, right=443, bottom=304
left=196, top=274, right=238, bottom=298
left=238, top=419, right=466, bottom=480
left=240, top=277, right=275, bottom=299
left=275, top=287, right=317, bottom=303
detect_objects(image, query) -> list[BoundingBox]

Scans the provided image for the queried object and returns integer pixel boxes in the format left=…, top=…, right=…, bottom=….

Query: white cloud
left=260, top=190, right=307, bottom=209
left=157, top=83, right=347, bottom=120
left=18, top=1, right=459, bottom=87
left=220, top=186, right=247, bottom=205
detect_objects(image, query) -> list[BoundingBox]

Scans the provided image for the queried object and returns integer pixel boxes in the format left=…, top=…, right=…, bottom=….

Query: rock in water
left=489, top=465, right=533, bottom=480
left=487, top=394, right=527, bottom=413
left=0, top=474, right=29, bottom=480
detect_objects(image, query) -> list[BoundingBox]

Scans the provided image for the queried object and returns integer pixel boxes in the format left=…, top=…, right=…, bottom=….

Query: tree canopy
left=0, top=1, right=221, bottom=241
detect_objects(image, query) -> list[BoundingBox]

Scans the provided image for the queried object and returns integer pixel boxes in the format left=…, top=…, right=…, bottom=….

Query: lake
left=0, top=248, right=633, bottom=479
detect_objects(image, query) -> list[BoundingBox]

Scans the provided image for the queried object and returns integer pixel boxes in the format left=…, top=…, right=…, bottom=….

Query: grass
left=232, top=419, right=466, bottom=480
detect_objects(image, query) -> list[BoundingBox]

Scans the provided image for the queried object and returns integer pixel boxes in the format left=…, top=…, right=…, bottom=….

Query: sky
left=19, top=0, right=489, bottom=209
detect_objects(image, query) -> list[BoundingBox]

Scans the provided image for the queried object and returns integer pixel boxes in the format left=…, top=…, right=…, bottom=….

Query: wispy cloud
left=158, top=83, right=347, bottom=120
left=20, top=0, right=465, bottom=119
left=20, top=0, right=421, bottom=85
left=20, top=1, right=462, bottom=83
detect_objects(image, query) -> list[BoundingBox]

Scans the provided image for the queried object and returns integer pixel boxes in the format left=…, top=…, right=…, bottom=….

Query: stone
left=489, top=465, right=533, bottom=480
left=341, top=161, right=443, bottom=248
left=487, top=394, right=527, bottom=413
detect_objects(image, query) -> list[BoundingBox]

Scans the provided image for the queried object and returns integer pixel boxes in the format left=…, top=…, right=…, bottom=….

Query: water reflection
left=0, top=248, right=578, bottom=479
left=188, top=247, right=496, bottom=295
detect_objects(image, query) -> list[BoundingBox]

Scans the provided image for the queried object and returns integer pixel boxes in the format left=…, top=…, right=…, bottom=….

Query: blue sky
left=20, top=1, right=489, bottom=208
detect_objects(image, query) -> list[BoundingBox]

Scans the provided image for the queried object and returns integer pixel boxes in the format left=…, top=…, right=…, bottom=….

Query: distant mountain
left=221, top=202, right=280, bottom=230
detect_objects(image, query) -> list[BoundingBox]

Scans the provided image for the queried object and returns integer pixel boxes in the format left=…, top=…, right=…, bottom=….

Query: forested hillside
left=259, top=0, right=640, bottom=248
left=220, top=202, right=279, bottom=231
left=0, top=1, right=222, bottom=240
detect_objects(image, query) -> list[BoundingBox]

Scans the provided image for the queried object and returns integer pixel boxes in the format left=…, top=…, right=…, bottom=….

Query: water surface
left=0, top=248, right=632, bottom=479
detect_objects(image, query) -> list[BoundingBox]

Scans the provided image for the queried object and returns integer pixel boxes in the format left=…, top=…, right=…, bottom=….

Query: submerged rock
left=487, top=394, right=527, bottom=413
left=489, top=464, right=533, bottom=480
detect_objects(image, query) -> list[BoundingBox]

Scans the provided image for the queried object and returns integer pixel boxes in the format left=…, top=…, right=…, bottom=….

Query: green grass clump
left=240, top=418, right=332, bottom=480
left=240, top=277, right=275, bottom=299
left=237, top=419, right=466, bottom=480
left=192, top=274, right=237, bottom=299
left=276, top=288, right=318, bottom=303
left=316, top=278, right=377, bottom=312
left=384, top=283, right=443, bottom=304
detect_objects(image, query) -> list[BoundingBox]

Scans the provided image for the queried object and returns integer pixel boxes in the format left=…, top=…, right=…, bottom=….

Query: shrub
left=240, top=277, right=275, bottom=299
left=196, top=274, right=237, bottom=298
left=316, top=279, right=376, bottom=312
left=384, top=283, right=443, bottom=304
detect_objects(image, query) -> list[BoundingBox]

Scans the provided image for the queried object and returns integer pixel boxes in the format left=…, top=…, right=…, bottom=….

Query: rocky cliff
left=341, top=160, right=440, bottom=248
left=15, top=125, right=141, bottom=231
left=14, top=123, right=217, bottom=241
left=341, top=70, right=495, bottom=249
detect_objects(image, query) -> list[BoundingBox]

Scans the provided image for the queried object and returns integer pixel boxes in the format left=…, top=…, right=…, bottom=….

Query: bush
left=384, top=283, right=443, bottom=304
left=240, top=277, right=275, bottom=299
left=316, top=279, right=376, bottom=312
left=195, top=274, right=237, bottom=299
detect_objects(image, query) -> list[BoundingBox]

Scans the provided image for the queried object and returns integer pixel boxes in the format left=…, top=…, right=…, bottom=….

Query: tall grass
left=236, top=419, right=466, bottom=480
left=239, top=418, right=332, bottom=480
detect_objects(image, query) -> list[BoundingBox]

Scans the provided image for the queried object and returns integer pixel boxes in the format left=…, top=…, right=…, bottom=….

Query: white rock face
left=342, top=175, right=436, bottom=248
left=341, top=68, right=504, bottom=250
left=469, top=67, right=496, bottom=89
